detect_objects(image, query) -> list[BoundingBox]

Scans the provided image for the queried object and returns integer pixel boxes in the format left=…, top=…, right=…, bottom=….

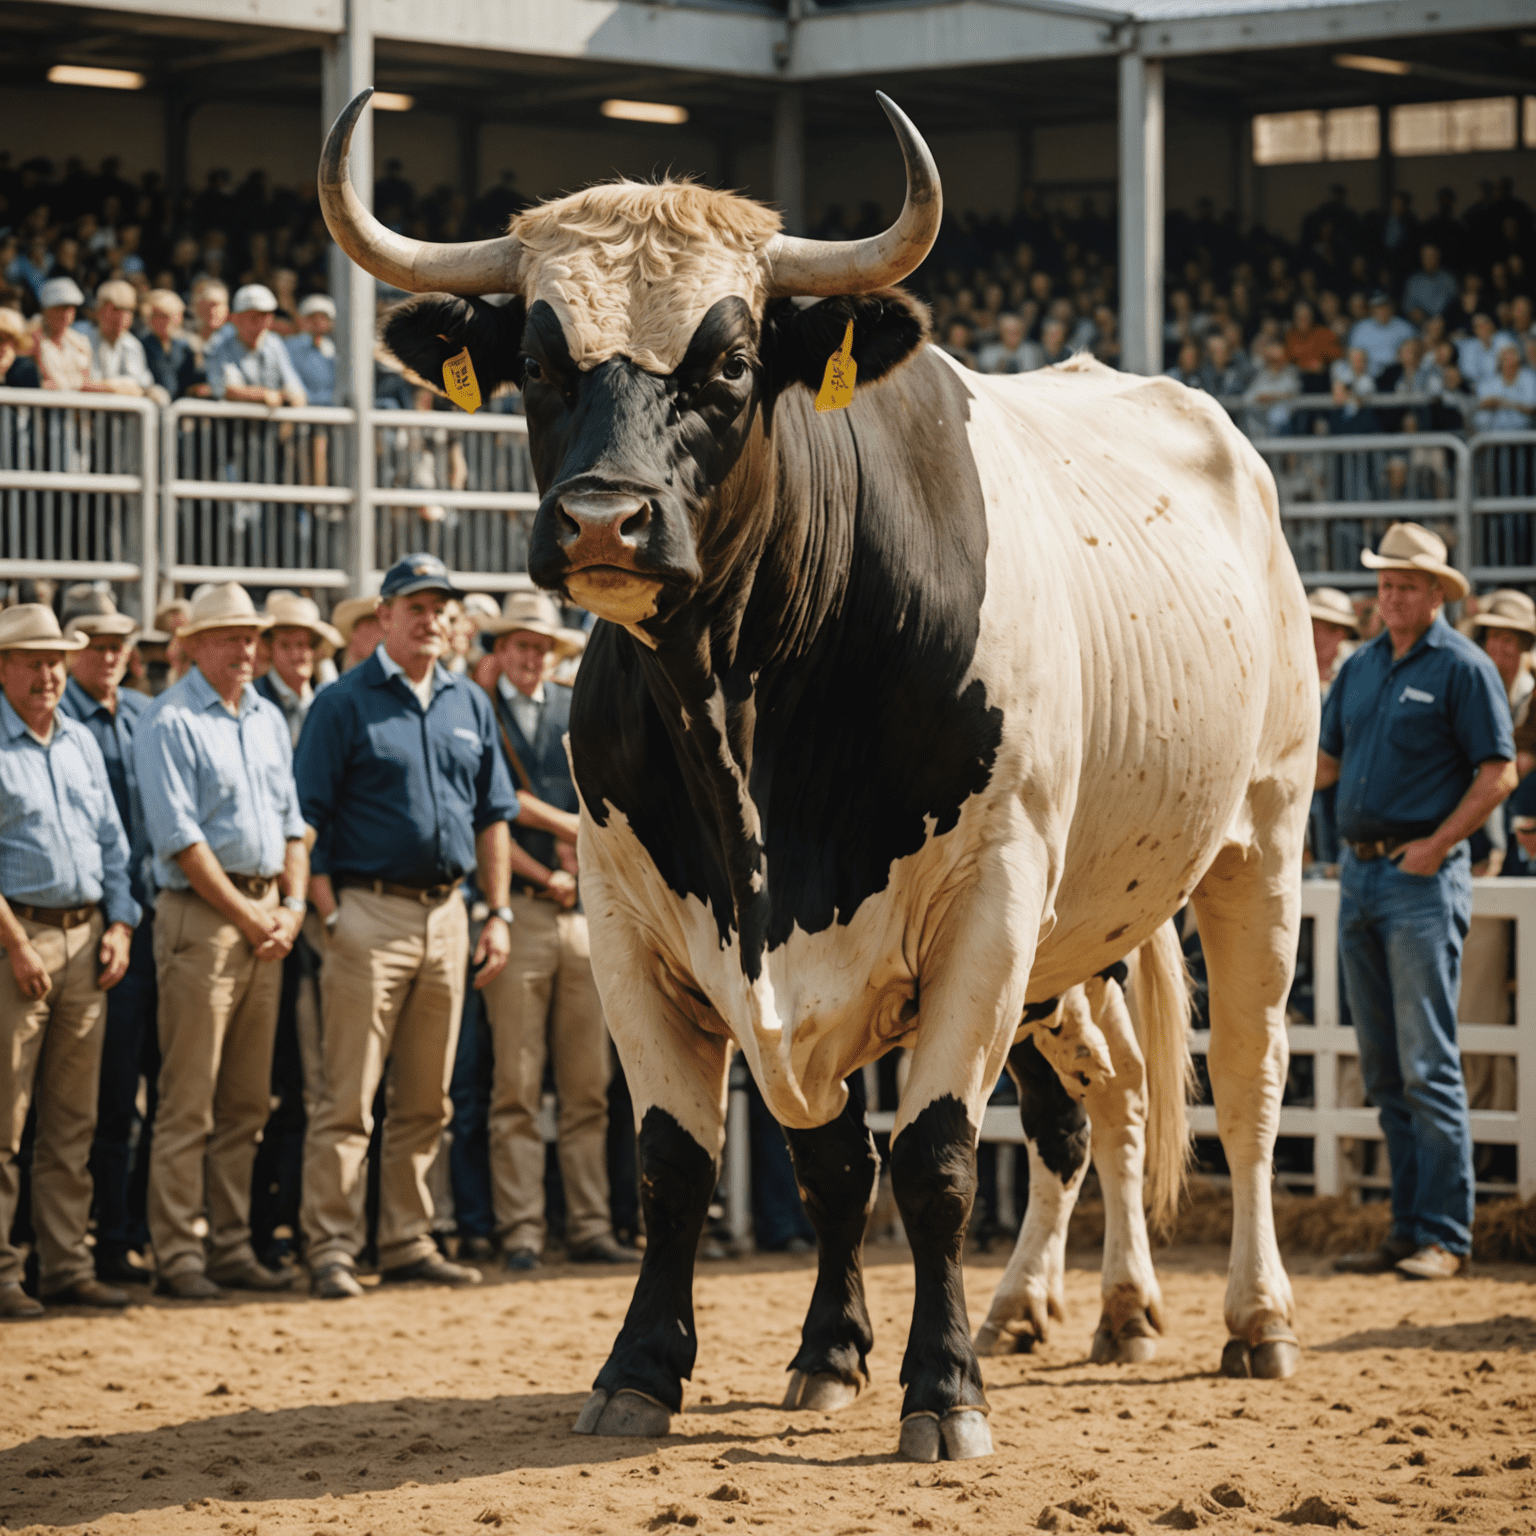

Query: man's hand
left=8, top=938, right=50, bottom=1001
left=254, top=905, right=303, bottom=963
left=1394, top=839, right=1447, bottom=878
left=555, top=841, right=579, bottom=878
left=544, top=869, right=578, bottom=910
left=97, top=922, right=134, bottom=989
left=309, top=873, right=337, bottom=922
left=238, top=899, right=283, bottom=954
left=472, top=913, right=511, bottom=989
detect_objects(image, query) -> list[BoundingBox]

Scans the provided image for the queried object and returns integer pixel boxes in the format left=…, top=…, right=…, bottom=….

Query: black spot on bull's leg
left=1008, top=1037, right=1090, bottom=1183
left=889, top=1095, right=988, bottom=1420
left=591, top=1107, right=715, bottom=1413
left=783, top=1071, right=880, bottom=1400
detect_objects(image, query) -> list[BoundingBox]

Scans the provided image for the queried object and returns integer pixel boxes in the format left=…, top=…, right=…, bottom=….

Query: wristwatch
left=490, top=906, right=515, bottom=926
left=282, top=896, right=307, bottom=914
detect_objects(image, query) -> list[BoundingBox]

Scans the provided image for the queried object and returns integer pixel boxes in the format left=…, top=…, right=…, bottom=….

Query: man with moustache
left=135, top=583, right=308, bottom=1298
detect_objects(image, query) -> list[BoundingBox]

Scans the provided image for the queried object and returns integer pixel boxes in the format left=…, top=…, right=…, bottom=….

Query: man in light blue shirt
left=1458, top=313, right=1521, bottom=390
left=204, top=283, right=306, bottom=408
left=134, top=582, right=308, bottom=1299
left=0, top=604, right=139, bottom=1318
left=1347, top=292, right=1417, bottom=383
left=1401, top=245, right=1458, bottom=323
left=1473, top=344, right=1536, bottom=434
left=283, top=295, right=336, bottom=407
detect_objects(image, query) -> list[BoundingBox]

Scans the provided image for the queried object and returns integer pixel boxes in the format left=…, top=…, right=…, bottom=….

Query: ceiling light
left=601, top=99, right=689, bottom=126
left=372, top=91, right=414, bottom=112
left=48, top=64, right=145, bottom=90
left=1334, top=54, right=1412, bottom=77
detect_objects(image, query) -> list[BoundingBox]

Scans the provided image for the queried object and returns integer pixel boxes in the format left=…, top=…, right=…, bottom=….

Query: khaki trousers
left=148, top=886, right=282, bottom=1278
left=483, top=893, right=611, bottom=1253
left=301, top=888, right=467, bottom=1271
left=0, top=912, right=106, bottom=1291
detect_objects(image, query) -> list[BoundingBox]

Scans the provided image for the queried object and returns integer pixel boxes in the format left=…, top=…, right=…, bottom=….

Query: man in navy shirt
left=296, top=554, right=523, bottom=1298
left=1320, top=523, right=1515, bottom=1280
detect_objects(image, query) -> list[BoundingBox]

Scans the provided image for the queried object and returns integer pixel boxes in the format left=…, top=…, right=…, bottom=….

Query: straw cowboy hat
left=1359, top=522, right=1469, bottom=603
left=264, top=593, right=343, bottom=658
left=1306, top=587, right=1360, bottom=635
left=482, top=591, right=587, bottom=659
left=0, top=603, right=87, bottom=652
left=175, top=582, right=273, bottom=640
left=1470, top=588, right=1536, bottom=641
left=331, top=595, right=381, bottom=645
left=155, top=598, right=192, bottom=633
left=59, top=583, right=138, bottom=639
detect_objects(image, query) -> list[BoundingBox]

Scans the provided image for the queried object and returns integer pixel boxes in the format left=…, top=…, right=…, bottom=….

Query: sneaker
left=380, top=1253, right=481, bottom=1287
left=1333, top=1236, right=1417, bottom=1274
left=1396, top=1244, right=1466, bottom=1280
left=503, top=1247, right=540, bottom=1273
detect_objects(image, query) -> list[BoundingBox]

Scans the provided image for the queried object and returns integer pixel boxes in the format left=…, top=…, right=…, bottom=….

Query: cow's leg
left=1079, top=972, right=1164, bottom=1365
left=781, top=1070, right=881, bottom=1411
left=1191, top=838, right=1301, bottom=1381
left=974, top=1030, right=1090, bottom=1358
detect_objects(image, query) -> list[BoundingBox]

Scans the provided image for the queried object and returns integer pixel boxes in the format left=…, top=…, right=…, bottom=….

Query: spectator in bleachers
left=1166, top=339, right=1204, bottom=389
left=0, top=308, right=37, bottom=388
left=179, top=279, right=229, bottom=399
left=1403, top=244, right=1458, bottom=323
left=1038, top=315, right=1070, bottom=367
left=976, top=312, right=1042, bottom=374
left=1348, top=291, right=1416, bottom=383
left=83, top=279, right=154, bottom=399
left=204, top=284, right=305, bottom=408
left=1285, top=300, right=1342, bottom=392
left=139, top=289, right=189, bottom=400
left=1459, top=312, right=1519, bottom=389
left=1473, top=342, right=1536, bottom=433
left=1200, top=331, right=1249, bottom=397
left=1243, top=340, right=1300, bottom=437
left=283, top=294, right=336, bottom=406
left=34, top=276, right=90, bottom=391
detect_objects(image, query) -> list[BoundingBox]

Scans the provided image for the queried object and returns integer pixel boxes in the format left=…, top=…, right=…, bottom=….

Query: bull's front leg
left=781, top=1071, right=881, bottom=1411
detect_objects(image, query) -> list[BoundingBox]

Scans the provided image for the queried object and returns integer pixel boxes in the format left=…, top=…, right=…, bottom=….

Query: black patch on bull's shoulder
left=571, top=343, right=1002, bottom=973
left=379, top=292, right=527, bottom=398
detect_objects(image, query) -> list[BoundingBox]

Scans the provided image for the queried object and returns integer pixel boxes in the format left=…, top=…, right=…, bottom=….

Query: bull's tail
left=1127, top=919, right=1195, bottom=1236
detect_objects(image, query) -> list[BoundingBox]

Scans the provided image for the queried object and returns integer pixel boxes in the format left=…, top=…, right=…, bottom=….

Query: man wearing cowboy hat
left=332, top=595, right=384, bottom=673
left=456, top=593, right=632, bottom=1269
left=0, top=604, right=139, bottom=1316
left=1321, top=523, right=1516, bottom=1280
left=56, top=586, right=161, bottom=1286
left=256, top=593, right=342, bottom=749
left=134, top=582, right=309, bottom=1299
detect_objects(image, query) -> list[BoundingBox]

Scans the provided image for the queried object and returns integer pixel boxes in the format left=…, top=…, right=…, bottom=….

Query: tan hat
left=483, top=591, right=587, bottom=659
left=332, top=595, right=382, bottom=645
left=175, top=582, right=273, bottom=640
left=1360, top=522, right=1469, bottom=603
left=0, top=603, right=87, bottom=653
left=1306, top=587, right=1360, bottom=634
left=60, top=583, right=138, bottom=638
left=155, top=598, right=192, bottom=633
left=264, top=593, right=343, bottom=658
left=1472, top=588, right=1536, bottom=639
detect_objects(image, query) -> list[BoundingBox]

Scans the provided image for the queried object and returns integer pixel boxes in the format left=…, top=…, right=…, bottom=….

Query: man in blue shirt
left=1347, top=292, right=1417, bottom=383
left=296, top=554, right=527, bottom=1298
left=135, top=582, right=309, bottom=1300
left=0, top=604, right=139, bottom=1317
left=283, top=295, right=337, bottom=407
left=56, top=586, right=159, bottom=1287
left=1319, top=524, right=1516, bottom=1280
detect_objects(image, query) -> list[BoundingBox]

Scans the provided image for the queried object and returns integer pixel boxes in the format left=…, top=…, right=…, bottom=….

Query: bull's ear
left=761, top=287, right=931, bottom=397
left=378, top=293, right=527, bottom=399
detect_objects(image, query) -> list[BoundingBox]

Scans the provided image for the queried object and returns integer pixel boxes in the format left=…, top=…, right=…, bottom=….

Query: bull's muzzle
left=556, top=491, right=665, bottom=625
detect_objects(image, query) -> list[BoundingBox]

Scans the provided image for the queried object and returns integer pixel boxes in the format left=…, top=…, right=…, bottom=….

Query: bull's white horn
left=763, top=92, right=942, bottom=298
left=319, top=89, right=523, bottom=295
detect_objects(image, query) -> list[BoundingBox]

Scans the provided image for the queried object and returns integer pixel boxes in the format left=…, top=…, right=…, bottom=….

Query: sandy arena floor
left=0, top=1242, right=1533, bottom=1536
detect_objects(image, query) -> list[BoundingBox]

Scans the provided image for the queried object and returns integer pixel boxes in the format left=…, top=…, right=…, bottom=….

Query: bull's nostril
left=556, top=491, right=651, bottom=553
left=555, top=507, right=583, bottom=547
left=619, top=505, right=650, bottom=541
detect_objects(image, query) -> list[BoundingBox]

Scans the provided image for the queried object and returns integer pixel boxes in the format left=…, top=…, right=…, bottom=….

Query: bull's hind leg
left=781, top=1071, right=881, bottom=1411
left=974, top=1032, right=1090, bottom=1358
left=1192, top=836, right=1302, bottom=1381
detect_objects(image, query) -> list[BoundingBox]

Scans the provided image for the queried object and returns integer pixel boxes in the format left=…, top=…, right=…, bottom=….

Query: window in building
left=1391, top=97, right=1518, bottom=156
left=1253, top=107, right=1378, bottom=165
left=1526, top=96, right=1536, bottom=149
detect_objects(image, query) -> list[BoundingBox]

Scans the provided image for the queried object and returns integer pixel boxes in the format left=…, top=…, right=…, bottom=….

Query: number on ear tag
left=814, top=320, right=857, bottom=413
left=443, top=348, right=482, bottom=413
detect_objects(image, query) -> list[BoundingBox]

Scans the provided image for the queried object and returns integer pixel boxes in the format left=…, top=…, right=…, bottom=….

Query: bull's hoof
left=571, top=1388, right=672, bottom=1437
left=782, top=1369, right=860, bottom=1412
left=1219, top=1338, right=1252, bottom=1378
left=899, top=1412, right=941, bottom=1463
left=1090, top=1310, right=1159, bottom=1365
left=975, top=1311, right=1048, bottom=1357
left=1252, top=1336, right=1301, bottom=1380
left=939, top=1409, right=994, bottom=1460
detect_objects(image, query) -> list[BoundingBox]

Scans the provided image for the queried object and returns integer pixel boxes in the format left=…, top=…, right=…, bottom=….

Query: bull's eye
left=720, top=354, right=749, bottom=382
left=521, top=357, right=542, bottom=382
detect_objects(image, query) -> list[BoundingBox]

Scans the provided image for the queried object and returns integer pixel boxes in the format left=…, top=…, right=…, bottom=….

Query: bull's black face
left=380, top=284, right=931, bottom=634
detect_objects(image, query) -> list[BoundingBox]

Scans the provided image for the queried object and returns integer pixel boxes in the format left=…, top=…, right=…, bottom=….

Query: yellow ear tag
left=443, top=348, right=482, bottom=413
left=814, top=319, right=857, bottom=413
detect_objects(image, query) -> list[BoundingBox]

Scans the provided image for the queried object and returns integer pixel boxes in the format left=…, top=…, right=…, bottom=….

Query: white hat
left=1360, top=522, right=1469, bottom=603
left=1472, top=588, right=1536, bottom=639
left=39, top=276, right=85, bottom=309
left=298, top=294, right=336, bottom=318
left=264, top=592, right=343, bottom=657
left=231, top=284, right=278, bottom=315
left=0, top=603, right=87, bottom=653
left=1306, top=587, right=1359, bottom=635
left=483, top=591, right=587, bottom=659
left=175, top=582, right=273, bottom=639
left=60, top=583, right=138, bottom=638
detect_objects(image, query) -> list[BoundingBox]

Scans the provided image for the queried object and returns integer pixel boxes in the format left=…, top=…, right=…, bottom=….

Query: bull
left=319, top=88, right=1317, bottom=1462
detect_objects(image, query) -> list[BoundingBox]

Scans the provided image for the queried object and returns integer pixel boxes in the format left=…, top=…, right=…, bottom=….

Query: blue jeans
left=1338, top=844, right=1475, bottom=1255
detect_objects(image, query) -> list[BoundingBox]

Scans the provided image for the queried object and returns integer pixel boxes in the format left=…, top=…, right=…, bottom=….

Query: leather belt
left=335, top=875, right=459, bottom=906
left=11, top=901, right=97, bottom=931
left=1346, top=839, right=1406, bottom=862
left=226, top=873, right=276, bottom=898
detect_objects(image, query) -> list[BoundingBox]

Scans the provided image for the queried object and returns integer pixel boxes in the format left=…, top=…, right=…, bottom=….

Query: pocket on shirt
left=435, top=726, right=484, bottom=782
left=1385, top=706, right=1451, bottom=758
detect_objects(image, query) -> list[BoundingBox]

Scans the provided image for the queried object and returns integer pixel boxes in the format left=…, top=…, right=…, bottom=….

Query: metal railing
left=1470, top=431, right=1536, bottom=585
left=0, top=386, right=157, bottom=620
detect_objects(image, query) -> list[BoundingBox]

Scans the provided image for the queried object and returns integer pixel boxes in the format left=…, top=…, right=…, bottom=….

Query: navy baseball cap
left=379, top=553, right=462, bottom=600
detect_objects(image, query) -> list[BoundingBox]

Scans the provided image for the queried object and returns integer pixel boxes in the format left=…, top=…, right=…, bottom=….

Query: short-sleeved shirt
left=1320, top=615, right=1514, bottom=844
left=1473, top=367, right=1536, bottom=433
left=1347, top=315, right=1416, bottom=379
left=0, top=697, right=140, bottom=928
left=203, top=329, right=306, bottom=402
left=37, top=327, right=93, bottom=391
left=295, top=646, right=519, bottom=888
left=58, top=677, right=151, bottom=908
left=135, top=666, right=305, bottom=894
left=283, top=333, right=336, bottom=406
left=86, top=326, right=153, bottom=390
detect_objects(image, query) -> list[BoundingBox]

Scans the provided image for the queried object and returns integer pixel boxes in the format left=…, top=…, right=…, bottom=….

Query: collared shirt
left=37, top=327, right=93, bottom=392
left=204, top=329, right=307, bottom=402
left=498, top=673, right=544, bottom=744
left=135, top=666, right=305, bottom=893
left=256, top=669, right=319, bottom=749
left=1347, top=315, right=1417, bottom=379
left=284, top=332, right=336, bottom=406
left=0, top=696, right=139, bottom=928
left=86, top=326, right=153, bottom=390
left=58, top=676, right=152, bottom=907
left=1458, top=332, right=1520, bottom=388
left=295, top=646, right=519, bottom=888
left=1320, top=615, right=1514, bottom=844
left=139, top=330, right=192, bottom=399
left=1473, top=367, right=1536, bottom=433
